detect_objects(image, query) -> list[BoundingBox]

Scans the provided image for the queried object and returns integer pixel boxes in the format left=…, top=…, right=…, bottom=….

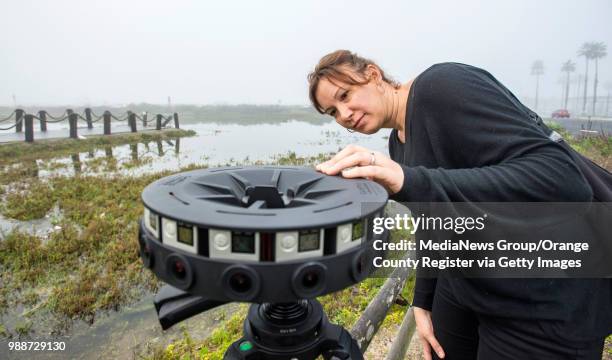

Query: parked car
left=551, top=109, right=570, bottom=118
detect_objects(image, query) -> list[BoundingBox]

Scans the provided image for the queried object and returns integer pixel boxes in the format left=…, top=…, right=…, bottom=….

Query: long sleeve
left=389, top=63, right=594, bottom=312
left=391, top=63, right=592, bottom=204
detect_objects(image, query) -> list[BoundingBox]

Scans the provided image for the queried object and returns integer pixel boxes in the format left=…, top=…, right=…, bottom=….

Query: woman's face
left=314, top=73, right=386, bottom=134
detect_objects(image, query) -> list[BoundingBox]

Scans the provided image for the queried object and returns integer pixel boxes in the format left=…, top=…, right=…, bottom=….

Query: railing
left=0, top=108, right=180, bottom=142
left=352, top=257, right=417, bottom=359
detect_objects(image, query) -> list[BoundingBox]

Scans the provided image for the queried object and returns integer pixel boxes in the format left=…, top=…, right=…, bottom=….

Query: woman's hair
left=307, top=49, right=399, bottom=114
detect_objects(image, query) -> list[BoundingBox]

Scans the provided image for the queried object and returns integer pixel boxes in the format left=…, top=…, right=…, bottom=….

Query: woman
left=307, top=50, right=611, bottom=359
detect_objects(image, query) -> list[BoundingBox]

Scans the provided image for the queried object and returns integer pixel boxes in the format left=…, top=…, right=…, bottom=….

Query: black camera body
left=137, top=166, right=389, bottom=359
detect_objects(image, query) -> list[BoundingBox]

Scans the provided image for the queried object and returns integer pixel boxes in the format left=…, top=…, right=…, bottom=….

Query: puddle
left=0, top=204, right=63, bottom=241
left=2, top=294, right=240, bottom=360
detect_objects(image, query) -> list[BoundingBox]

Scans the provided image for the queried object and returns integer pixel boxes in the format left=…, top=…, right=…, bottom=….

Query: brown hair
left=307, top=49, right=399, bottom=114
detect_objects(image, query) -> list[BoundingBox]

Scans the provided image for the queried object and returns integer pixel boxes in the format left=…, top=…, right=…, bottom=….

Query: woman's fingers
left=425, top=333, right=446, bottom=359
left=420, top=336, right=434, bottom=360
left=315, top=145, right=404, bottom=195
left=316, top=144, right=368, bottom=173
left=414, top=307, right=445, bottom=359
left=323, top=152, right=372, bottom=175
left=340, top=164, right=404, bottom=194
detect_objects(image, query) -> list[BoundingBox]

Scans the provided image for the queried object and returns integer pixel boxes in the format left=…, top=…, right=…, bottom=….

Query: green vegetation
left=546, top=120, right=611, bottom=171
left=0, top=142, right=341, bottom=337
left=1, top=180, right=55, bottom=220
left=0, top=174, right=163, bottom=326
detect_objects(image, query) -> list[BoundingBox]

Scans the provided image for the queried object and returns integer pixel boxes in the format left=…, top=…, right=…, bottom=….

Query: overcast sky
left=1, top=0, right=610, bottom=106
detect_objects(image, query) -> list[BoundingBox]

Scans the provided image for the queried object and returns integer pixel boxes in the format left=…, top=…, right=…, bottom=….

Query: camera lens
left=229, top=272, right=252, bottom=293
left=302, top=271, right=319, bottom=288
left=222, top=265, right=261, bottom=301
left=292, top=262, right=327, bottom=298
left=172, top=259, right=186, bottom=279
left=165, top=253, right=194, bottom=290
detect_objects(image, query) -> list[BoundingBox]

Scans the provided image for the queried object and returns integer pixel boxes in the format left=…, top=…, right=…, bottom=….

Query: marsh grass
left=546, top=121, right=611, bottom=171
left=0, top=147, right=340, bottom=338
left=0, top=174, right=164, bottom=327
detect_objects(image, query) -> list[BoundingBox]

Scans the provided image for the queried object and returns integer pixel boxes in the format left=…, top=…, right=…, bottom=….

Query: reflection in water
left=71, top=153, right=81, bottom=174
left=130, top=143, right=138, bottom=161
left=157, top=140, right=164, bottom=156
left=3, top=121, right=390, bottom=181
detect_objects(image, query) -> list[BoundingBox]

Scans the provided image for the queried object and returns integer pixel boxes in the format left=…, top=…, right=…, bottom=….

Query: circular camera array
left=138, top=166, right=389, bottom=303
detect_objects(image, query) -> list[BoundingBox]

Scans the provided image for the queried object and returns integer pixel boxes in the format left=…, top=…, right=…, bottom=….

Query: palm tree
left=604, top=81, right=612, bottom=117
left=561, top=60, right=575, bottom=110
left=590, top=42, right=607, bottom=115
left=531, top=60, right=544, bottom=110
left=578, top=42, right=592, bottom=114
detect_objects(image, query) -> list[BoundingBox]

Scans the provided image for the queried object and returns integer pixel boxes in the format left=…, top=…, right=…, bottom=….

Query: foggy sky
left=1, top=0, right=611, bottom=106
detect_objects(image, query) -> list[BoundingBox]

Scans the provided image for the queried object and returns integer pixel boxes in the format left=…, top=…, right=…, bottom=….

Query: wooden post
left=128, top=112, right=137, bottom=133
left=85, top=108, right=93, bottom=129
left=175, top=137, right=180, bottom=155
left=24, top=114, right=34, bottom=142
left=69, top=113, right=78, bottom=139
left=383, top=307, right=416, bottom=360
left=103, top=111, right=111, bottom=135
left=173, top=112, right=179, bottom=128
left=142, top=113, right=147, bottom=127
left=38, top=110, right=47, bottom=132
left=157, top=140, right=164, bottom=156
left=15, top=109, right=24, bottom=133
left=351, top=263, right=412, bottom=352
left=156, top=114, right=162, bottom=130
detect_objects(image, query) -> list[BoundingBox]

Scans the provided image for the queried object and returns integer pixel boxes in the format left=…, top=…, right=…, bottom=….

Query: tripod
left=154, top=285, right=363, bottom=360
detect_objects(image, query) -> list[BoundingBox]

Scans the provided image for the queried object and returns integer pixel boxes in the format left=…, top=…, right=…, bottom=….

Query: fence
left=352, top=257, right=417, bottom=359
left=0, top=108, right=180, bottom=143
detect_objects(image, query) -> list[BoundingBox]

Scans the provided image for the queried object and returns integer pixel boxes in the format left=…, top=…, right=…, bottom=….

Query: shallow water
left=2, top=121, right=390, bottom=178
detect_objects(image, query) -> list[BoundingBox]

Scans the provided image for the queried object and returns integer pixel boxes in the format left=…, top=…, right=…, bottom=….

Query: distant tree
left=589, top=42, right=607, bottom=115
left=561, top=60, right=575, bottom=110
left=531, top=60, right=544, bottom=110
left=574, top=73, right=583, bottom=111
left=578, top=42, right=592, bottom=114
left=604, top=81, right=612, bottom=117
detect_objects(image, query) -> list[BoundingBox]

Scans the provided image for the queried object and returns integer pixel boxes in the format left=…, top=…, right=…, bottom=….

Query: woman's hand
left=315, top=145, right=404, bottom=194
left=414, top=307, right=445, bottom=359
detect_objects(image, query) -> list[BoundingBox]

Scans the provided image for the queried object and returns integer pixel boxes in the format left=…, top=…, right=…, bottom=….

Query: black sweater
left=388, top=62, right=611, bottom=341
